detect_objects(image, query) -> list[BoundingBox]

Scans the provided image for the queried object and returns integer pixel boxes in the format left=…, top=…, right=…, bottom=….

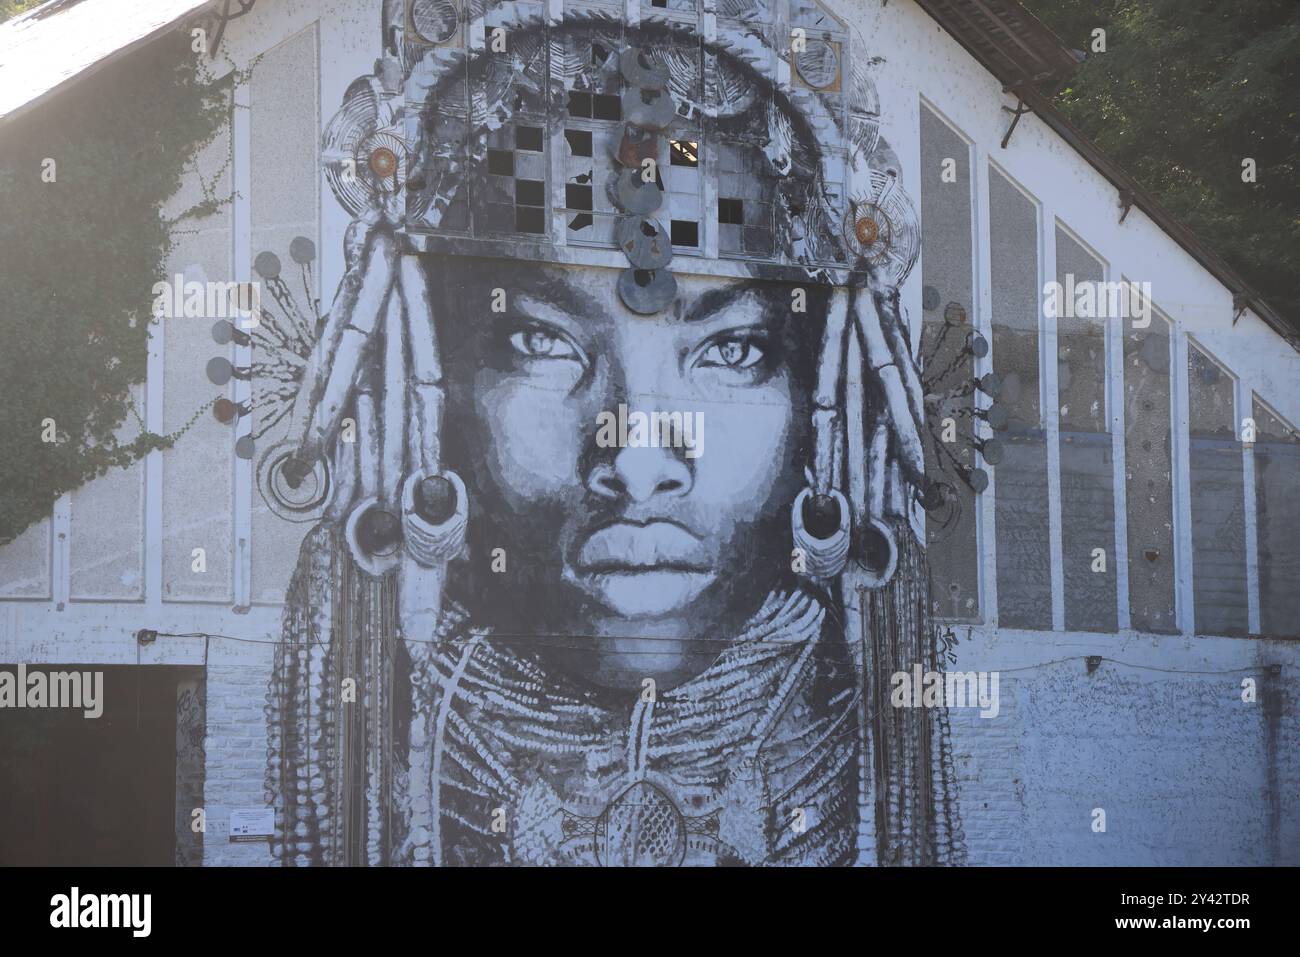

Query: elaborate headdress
left=265, top=0, right=963, bottom=867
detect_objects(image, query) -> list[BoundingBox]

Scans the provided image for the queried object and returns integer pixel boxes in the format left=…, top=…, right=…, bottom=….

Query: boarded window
left=919, top=105, right=979, bottom=621
left=1055, top=228, right=1116, bottom=633
left=1252, top=397, right=1300, bottom=637
left=989, top=168, right=1051, bottom=629
left=1188, top=342, right=1247, bottom=635
left=1123, top=308, right=1176, bottom=632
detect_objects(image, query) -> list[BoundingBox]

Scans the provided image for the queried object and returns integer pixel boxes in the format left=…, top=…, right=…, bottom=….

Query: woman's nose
left=586, top=444, right=692, bottom=503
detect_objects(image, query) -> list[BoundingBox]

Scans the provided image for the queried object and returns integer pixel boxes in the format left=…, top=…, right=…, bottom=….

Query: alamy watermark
left=891, top=664, right=1000, bottom=718
left=595, top=403, right=704, bottom=459
left=50, top=888, right=151, bottom=937
left=1043, top=275, right=1152, bottom=328
left=151, top=273, right=261, bottom=327
left=0, top=664, right=103, bottom=719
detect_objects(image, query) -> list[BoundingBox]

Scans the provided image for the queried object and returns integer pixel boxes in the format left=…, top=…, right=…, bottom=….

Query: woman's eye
left=699, top=337, right=765, bottom=370
left=508, top=325, right=579, bottom=360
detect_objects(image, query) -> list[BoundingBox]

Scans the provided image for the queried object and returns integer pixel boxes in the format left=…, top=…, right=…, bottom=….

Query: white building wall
left=0, top=0, right=1296, bottom=865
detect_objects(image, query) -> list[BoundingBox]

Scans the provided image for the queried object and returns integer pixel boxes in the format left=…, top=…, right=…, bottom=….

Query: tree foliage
left=1021, top=0, right=1300, bottom=326
left=0, top=0, right=43, bottom=22
left=0, top=29, right=227, bottom=544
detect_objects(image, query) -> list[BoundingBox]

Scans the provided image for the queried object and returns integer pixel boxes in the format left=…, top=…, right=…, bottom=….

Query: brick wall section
left=947, top=628, right=1300, bottom=865
left=195, top=625, right=1300, bottom=865
left=202, top=641, right=276, bottom=866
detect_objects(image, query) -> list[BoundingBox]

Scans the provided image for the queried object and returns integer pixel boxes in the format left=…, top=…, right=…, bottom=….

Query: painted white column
left=1039, top=210, right=1064, bottom=632
left=701, top=8, right=719, bottom=261
left=1107, top=269, right=1131, bottom=632
left=145, top=314, right=164, bottom=607
left=51, top=495, right=70, bottom=612
left=232, top=78, right=253, bottom=612
left=1237, top=377, right=1261, bottom=635
left=972, top=141, right=997, bottom=625
left=1171, top=327, right=1195, bottom=635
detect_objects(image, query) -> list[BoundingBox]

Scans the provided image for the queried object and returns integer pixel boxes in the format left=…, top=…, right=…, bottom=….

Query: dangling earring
left=344, top=470, right=467, bottom=577
left=401, top=469, right=467, bottom=566
left=346, top=498, right=403, bottom=576
left=855, top=515, right=897, bottom=588
left=397, top=469, right=468, bottom=641
left=791, top=487, right=851, bottom=580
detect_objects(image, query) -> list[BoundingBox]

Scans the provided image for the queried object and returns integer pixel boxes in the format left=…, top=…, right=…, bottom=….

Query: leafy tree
left=0, top=29, right=226, bottom=543
left=1021, top=0, right=1300, bottom=327
left=0, top=0, right=43, bottom=22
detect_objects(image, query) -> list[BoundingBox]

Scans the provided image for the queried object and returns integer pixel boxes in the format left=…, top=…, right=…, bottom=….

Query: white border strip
left=51, top=495, right=70, bottom=612
left=1041, top=213, right=1064, bottom=631
left=232, top=78, right=252, bottom=611
left=145, top=313, right=165, bottom=607
left=1238, top=379, right=1260, bottom=634
left=1108, top=272, right=1131, bottom=631
left=971, top=142, right=996, bottom=625
left=1171, top=327, right=1195, bottom=635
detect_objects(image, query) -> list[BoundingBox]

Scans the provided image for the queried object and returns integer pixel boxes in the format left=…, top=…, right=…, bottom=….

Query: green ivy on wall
left=0, top=27, right=229, bottom=545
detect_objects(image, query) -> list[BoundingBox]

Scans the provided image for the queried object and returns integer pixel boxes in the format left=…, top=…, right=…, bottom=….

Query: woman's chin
left=574, top=568, right=717, bottom=619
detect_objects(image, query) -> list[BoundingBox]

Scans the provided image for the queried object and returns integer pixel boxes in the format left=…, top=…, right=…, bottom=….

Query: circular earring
left=345, top=497, right=403, bottom=576
left=855, top=516, right=898, bottom=588
left=791, top=487, right=851, bottom=580
left=401, top=469, right=468, bottom=567
left=344, top=470, right=469, bottom=577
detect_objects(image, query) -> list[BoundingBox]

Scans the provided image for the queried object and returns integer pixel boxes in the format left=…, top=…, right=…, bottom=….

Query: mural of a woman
left=265, top=0, right=965, bottom=866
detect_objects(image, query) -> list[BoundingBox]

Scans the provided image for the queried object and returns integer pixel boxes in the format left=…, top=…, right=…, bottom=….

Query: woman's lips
left=568, top=520, right=716, bottom=617
left=575, top=520, right=712, bottom=573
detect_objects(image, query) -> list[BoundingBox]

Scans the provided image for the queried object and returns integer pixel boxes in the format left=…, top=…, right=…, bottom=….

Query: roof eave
left=911, top=0, right=1296, bottom=346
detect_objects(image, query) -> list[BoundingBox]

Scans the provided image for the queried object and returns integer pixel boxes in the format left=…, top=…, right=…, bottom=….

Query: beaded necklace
left=420, top=588, right=861, bottom=866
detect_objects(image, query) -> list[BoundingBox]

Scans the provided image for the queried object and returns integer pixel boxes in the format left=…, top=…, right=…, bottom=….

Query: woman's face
left=438, top=260, right=816, bottom=687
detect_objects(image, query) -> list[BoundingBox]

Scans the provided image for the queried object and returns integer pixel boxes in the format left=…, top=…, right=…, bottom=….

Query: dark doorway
left=0, top=665, right=193, bottom=866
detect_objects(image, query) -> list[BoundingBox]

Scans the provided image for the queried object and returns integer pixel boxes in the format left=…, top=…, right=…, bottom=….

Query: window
left=566, top=184, right=592, bottom=211
left=592, top=93, right=620, bottom=121
left=1188, top=342, right=1248, bottom=635
left=567, top=90, right=591, bottom=117
left=1253, top=397, right=1300, bottom=636
left=515, top=179, right=544, bottom=206
left=670, top=220, right=699, bottom=247
left=515, top=206, right=545, bottom=234
left=568, top=90, right=621, bottom=121
left=670, top=140, right=698, bottom=167
left=516, top=126, right=544, bottom=152
left=718, top=198, right=743, bottom=224
left=487, top=149, right=514, bottom=176
left=565, top=129, right=593, bottom=157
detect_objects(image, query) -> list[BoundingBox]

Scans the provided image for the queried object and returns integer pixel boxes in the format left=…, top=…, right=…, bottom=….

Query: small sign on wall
left=229, top=808, right=275, bottom=843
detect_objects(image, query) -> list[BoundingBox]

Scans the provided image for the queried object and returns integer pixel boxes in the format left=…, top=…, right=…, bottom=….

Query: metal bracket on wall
left=999, top=90, right=1031, bottom=149
left=1118, top=187, right=1135, bottom=224
left=1232, top=292, right=1248, bottom=326
left=208, top=0, right=258, bottom=60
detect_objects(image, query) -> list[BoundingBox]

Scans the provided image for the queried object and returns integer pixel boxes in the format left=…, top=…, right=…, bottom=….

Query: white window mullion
left=52, top=494, right=70, bottom=612
left=232, top=78, right=253, bottom=611
left=1238, top=378, right=1261, bottom=635
left=144, top=317, right=164, bottom=608
left=1040, top=212, right=1064, bottom=631
left=1108, top=272, right=1131, bottom=631
left=1171, top=327, right=1195, bottom=635
left=972, top=144, right=997, bottom=625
